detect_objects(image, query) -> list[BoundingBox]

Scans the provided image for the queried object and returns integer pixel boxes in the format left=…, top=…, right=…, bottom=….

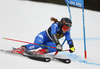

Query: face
left=62, top=25, right=70, bottom=33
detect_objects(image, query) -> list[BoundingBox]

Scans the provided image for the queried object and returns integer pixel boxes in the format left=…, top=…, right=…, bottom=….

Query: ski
left=0, top=49, right=51, bottom=62
left=53, top=58, right=71, bottom=64
left=24, top=55, right=51, bottom=62
left=0, top=49, right=71, bottom=63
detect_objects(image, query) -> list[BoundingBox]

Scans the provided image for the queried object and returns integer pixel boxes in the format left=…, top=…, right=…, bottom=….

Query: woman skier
left=11, top=17, right=75, bottom=55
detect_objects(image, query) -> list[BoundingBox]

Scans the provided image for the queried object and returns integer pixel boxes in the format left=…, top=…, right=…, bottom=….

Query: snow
left=0, top=0, right=100, bottom=69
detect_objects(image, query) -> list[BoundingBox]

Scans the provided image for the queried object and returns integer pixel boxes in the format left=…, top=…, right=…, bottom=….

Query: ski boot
left=11, top=46, right=27, bottom=55
left=26, top=48, right=49, bottom=57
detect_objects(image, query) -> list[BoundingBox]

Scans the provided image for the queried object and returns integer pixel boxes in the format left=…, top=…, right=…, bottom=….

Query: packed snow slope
left=0, top=0, right=100, bottom=69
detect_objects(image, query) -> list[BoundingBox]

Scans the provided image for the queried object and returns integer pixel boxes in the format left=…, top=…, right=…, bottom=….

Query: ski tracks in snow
left=62, top=52, right=100, bottom=66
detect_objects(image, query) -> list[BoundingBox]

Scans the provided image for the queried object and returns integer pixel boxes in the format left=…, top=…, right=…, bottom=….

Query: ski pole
left=3, top=37, right=56, bottom=48
left=3, top=37, right=69, bottom=51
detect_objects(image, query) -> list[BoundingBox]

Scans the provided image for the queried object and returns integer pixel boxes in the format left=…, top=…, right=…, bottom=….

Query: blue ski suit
left=25, top=23, right=73, bottom=53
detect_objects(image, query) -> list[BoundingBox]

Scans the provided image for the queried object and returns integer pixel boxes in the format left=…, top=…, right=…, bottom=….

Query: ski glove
left=69, top=47, right=75, bottom=53
left=69, top=44, right=75, bottom=53
left=52, top=34, right=62, bottom=51
left=56, top=44, right=62, bottom=51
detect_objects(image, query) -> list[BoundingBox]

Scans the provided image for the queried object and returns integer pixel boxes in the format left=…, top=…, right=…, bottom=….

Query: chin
left=63, top=31, right=67, bottom=33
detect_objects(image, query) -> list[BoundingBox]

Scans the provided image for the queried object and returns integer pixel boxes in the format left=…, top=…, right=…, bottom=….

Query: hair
left=50, top=17, right=60, bottom=23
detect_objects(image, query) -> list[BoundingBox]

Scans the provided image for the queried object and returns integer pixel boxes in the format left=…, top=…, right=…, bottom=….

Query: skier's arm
left=52, top=34, right=60, bottom=45
left=64, top=31, right=75, bottom=53
left=51, top=23, right=62, bottom=51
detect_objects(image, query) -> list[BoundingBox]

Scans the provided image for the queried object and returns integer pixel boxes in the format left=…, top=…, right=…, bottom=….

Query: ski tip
left=45, top=58, right=51, bottom=62
left=65, top=59, right=71, bottom=64
left=55, top=58, right=71, bottom=64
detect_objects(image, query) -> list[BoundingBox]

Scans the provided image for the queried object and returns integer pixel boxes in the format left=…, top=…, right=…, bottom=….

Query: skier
left=11, top=17, right=75, bottom=55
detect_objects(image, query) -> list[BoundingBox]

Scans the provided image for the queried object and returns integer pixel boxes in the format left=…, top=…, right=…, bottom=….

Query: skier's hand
left=69, top=47, right=75, bottom=53
left=56, top=44, right=62, bottom=51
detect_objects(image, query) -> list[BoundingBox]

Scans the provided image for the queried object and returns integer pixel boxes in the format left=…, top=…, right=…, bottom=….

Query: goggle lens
left=62, top=25, right=70, bottom=31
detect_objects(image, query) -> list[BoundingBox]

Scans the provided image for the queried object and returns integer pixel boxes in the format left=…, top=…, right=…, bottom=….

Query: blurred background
left=27, top=0, right=100, bottom=12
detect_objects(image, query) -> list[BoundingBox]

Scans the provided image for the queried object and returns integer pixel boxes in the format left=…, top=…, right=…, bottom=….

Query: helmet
left=60, top=17, right=72, bottom=31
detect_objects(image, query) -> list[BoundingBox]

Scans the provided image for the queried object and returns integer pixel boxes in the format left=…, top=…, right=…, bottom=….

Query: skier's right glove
left=52, top=34, right=62, bottom=51
left=56, top=44, right=62, bottom=51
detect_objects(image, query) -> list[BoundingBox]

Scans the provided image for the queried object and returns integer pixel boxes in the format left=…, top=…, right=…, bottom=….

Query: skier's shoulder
left=51, top=22, right=59, bottom=27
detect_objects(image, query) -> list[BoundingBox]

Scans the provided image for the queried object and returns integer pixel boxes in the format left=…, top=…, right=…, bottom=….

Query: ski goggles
left=62, top=25, right=71, bottom=31
left=62, top=21, right=72, bottom=27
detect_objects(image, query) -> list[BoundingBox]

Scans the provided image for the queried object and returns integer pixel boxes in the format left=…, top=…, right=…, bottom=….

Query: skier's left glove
left=69, top=47, right=75, bottom=53
left=56, top=44, right=62, bottom=51
left=69, top=44, right=75, bottom=53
